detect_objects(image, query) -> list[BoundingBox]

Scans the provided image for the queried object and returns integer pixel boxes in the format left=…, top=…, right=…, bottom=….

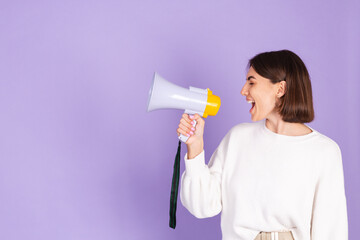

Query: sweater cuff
left=184, top=150, right=207, bottom=177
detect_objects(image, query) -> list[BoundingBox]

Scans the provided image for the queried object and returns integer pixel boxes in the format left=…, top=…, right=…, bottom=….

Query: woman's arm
left=177, top=114, right=226, bottom=218
left=180, top=146, right=224, bottom=218
left=310, top=144, right=348, bottom=239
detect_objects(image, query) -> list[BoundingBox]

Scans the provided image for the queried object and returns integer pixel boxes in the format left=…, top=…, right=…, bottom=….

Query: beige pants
left=254, top=231, right=294, bottom=240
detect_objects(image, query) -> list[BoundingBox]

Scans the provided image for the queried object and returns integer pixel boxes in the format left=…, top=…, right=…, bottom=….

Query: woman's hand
left=177, top=113, right=204, bottom=159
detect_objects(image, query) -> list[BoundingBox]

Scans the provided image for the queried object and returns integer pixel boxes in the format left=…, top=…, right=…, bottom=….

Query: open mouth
left=247, top=100, right=255, bottom=113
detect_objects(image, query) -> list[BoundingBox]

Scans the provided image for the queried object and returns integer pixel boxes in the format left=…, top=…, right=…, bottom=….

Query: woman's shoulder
left=309, top=132, right=344, bottom=174
left=216, top=121, right=261, bottom=150
left=229, top=120, right=263, bottom=132
left=301, top=128, right=343, bottom=167
left=224, top=120, right=263, bottom=139
left=311, top=131, right=342, bottom=155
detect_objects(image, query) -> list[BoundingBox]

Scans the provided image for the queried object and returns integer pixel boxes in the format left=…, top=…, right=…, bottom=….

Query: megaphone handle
left=178, top=116, right=197, bottom=143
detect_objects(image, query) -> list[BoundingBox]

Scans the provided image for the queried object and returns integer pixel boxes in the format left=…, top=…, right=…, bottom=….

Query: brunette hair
left=248, top=50, right=314, bottom=123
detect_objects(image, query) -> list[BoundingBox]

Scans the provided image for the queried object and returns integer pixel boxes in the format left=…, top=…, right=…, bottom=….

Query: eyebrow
left=247, top=76, right=256, bottom=81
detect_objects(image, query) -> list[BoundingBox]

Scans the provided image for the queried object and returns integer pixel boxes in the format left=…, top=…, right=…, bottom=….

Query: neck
left=265, top=116, right=312, bottom=136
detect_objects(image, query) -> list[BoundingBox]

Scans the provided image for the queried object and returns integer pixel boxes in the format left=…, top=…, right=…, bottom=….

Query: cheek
left=257, top=93, right=276, bottom=110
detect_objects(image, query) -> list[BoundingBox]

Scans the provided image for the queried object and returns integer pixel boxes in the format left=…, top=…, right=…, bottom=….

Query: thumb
left=191, top=113, right=204, bottom=125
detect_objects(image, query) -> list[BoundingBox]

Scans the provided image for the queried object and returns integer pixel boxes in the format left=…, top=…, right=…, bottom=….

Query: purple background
left=0, top=0, right=359, bottom=239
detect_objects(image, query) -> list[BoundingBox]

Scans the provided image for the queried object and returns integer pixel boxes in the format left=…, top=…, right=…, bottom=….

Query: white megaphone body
left=147, top=72, right=221, bottom=142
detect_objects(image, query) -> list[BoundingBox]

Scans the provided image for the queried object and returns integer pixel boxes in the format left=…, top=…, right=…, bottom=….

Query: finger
left=192, top=114, right=204, bottom=124
left=177, top=127, right=191, bottom=137
left=180, top=120, right=196, bottom=131
left=178, top=122, right=194, bottom=134
left=192, top=113, right=201, bottom=120
left=180, top=118, right=194, bottom=129
left=182, top=113, right=193, bottom=124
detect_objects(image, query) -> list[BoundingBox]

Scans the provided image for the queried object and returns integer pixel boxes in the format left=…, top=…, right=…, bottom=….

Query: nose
left=241, top=84, right=248, bottom=96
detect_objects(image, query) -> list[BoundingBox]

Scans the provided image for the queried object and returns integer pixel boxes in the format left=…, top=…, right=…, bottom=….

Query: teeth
left=247, top=100, right=255, bottom=104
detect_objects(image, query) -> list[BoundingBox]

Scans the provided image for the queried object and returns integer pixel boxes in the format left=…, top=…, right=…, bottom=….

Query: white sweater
left=180, top=119, right=348, bottom=240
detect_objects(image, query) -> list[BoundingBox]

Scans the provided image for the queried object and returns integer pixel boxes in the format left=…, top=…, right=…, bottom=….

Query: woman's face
left=241, top=67, right=283, bottom=121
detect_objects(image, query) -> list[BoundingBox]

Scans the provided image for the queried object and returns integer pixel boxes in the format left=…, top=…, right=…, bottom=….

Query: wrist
left=187, top=140, right=204, bottom=159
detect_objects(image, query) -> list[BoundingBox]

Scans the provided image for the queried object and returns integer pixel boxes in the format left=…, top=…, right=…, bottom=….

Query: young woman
left=177, top=50, right=348, bottom=240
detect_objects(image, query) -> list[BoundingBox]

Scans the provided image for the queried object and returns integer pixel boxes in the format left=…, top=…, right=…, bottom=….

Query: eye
left=249, top=82, right=254, bottom=85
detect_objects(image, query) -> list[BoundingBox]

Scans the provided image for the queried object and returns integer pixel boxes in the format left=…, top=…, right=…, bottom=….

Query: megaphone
left=147, top=72, right=221, bottom=142
left=147, top=72, right=221, bottom=229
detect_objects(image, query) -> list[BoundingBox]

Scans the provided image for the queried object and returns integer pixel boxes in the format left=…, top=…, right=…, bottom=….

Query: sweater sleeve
left=310, top=144, right=348, bottom=240
left=180, top=135, right=228, bottom=219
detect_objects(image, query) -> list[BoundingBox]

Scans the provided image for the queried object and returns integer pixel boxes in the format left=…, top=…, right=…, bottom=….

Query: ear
left=277, top=81, right=286, bottom=98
